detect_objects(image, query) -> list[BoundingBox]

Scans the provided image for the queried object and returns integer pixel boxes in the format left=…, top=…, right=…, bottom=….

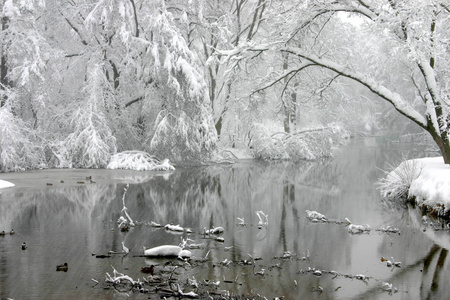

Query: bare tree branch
left=250, top=62, right=315, bottom=96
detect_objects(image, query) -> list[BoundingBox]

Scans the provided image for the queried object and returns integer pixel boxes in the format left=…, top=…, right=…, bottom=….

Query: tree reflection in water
left=0, top=139, right=449, bottom=299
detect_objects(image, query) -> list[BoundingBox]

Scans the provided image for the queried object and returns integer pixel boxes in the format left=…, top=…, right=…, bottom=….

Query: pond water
left=0, top=137, right=449, bottom=299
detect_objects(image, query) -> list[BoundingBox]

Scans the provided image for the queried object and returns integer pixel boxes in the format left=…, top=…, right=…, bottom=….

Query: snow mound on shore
left=408, top=157, right=450, bottom=209
left=107, top=151, right=175, bottom=171
left=0, top=180, right=14, bottom=189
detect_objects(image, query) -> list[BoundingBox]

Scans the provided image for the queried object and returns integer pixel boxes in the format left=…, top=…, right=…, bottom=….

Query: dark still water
left=0, top=137, right=448, bottom=300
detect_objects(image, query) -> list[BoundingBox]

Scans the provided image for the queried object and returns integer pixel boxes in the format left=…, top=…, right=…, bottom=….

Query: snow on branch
left=251, top=62, right=315, bottom=95
left=282, top=47, right=428, bottom=129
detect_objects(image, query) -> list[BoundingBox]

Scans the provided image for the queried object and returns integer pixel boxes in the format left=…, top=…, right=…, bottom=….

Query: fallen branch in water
left=298, top=267, right=398, bottom=294
left=121, top=184, right=135, bottom=227
left=256, top=211, right=268, bottom=228
left=304, top=211, right=401, bottom=234
left=159, top=284, right=199, bottom=298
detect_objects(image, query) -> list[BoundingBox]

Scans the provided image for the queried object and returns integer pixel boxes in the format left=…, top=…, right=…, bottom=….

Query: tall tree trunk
left=282, top=53, right=297, bottom=133
left=428, top=128, right=450, bottom=164
left=0, top=15, right=9, bottom=107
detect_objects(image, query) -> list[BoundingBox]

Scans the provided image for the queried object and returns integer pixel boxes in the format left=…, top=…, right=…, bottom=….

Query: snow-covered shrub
left=107, top=151, right=175, bottom=171
left=378, top=159, right=423, bottom=200
left=0, top=107, right=44, bottom=172
left=285, top=137, right=317, bottom=160
left=249, top=125, right=288, bottom=160
left=250, top=123, right=348, bottom=161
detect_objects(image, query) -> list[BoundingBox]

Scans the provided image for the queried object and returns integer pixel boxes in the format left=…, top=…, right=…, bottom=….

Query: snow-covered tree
left=270, top=0, right=450, bottom=163
left=61, top=60, right=117, bottom=168
left=79, top=0, right=217, bottom=161
left=0, top=0, right=219, bottom=171
left=168, top=0, right=270, bottom=143
left=0, top=0, right=51, bottom=171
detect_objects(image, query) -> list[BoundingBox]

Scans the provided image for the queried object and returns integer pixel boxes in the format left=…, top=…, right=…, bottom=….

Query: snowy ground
left=407, top=156, right=450, bottom=213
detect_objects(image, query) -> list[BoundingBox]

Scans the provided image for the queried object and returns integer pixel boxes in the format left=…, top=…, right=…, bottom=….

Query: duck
left=10, top=229, right=15, bottom=235
left=0, top=231, right=6, bottom=236
left=21, top=242, right=27, bottom=250
left=141, top=265, right=154, bottom=275
left=56, top=263, right=68, bottom=272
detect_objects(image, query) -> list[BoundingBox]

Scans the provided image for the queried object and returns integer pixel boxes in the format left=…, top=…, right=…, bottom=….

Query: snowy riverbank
left=382, top=156, right=450, bottom=218
left=408, top=157, right=450, bottom=216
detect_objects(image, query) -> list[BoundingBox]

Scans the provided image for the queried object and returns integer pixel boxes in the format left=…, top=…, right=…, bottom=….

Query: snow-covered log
left=165, top=224, right=185, bottom=232
left=143, top=245, right=192, bottom=258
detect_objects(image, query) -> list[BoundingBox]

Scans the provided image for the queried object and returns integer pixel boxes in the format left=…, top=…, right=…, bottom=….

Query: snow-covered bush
left=250, top=123, right=349, bottom=161
left=107, top=151, right=175, bottom=171
left=285, top=137, right=318, bottom=161
left=378, top=159, right=423, bottom=200
left=248, top=125, right=288, bottom=160
left=0, top=107, right=44, bottom=172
